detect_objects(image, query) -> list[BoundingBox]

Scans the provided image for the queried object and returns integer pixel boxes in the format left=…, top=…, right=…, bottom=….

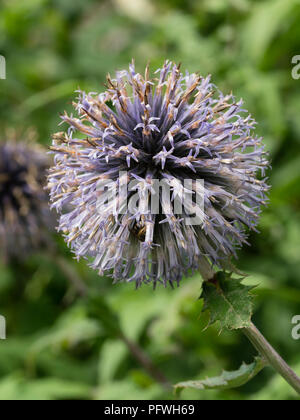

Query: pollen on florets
left=48, top=61, right=270, bottom=287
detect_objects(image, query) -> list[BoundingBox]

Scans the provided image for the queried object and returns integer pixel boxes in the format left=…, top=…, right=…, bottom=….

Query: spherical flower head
left=0, top=140, right=52, bottom=261
left=48, top=61, right=269, bottom=287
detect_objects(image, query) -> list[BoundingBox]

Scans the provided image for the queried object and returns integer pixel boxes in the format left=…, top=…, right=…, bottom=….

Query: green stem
left=243, top=322, right=300, bottom=395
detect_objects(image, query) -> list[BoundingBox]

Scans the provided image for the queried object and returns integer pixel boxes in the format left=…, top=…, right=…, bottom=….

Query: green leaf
left=0, top=374, right=92, bottom=401
left=29, top=305, right=102, bottom=355
left=98, top=340, right=127, bottom=384
left=174, top=357, right=266, bottom=395
left=94, top=379, right=163, bottom=401
left=201, top=272, right=254, bottom=330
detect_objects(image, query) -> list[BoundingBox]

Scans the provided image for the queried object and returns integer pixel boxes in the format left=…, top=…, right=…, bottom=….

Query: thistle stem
left=243, top=322, right=300, bottom=395
left=120, top=333, right=171, bottom=390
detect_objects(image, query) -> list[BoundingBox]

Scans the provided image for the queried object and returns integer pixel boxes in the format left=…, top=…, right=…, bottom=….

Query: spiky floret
left=48, top=61, right=269, bottom=287
left=0, top=141, right=52, bottom=261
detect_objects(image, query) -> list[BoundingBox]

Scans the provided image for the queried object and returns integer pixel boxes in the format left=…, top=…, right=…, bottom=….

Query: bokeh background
left=0, top=0, right=300, bottom=400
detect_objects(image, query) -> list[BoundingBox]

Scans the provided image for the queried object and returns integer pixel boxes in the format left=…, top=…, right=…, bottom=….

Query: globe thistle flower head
left=48, top=61, right=269, bottom=287
left=0, top=140, right=52, bottom=261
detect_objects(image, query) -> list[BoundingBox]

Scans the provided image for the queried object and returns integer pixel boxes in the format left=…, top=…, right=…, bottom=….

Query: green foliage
left=174, top=357, right=266, bottom=394
left=0, top=374, right=92, bottom=401
left=0, top=0, right=300, bottom=401
left=201, top=272, right=254, bottom=330
left=86, top=294, right=122, bottom=338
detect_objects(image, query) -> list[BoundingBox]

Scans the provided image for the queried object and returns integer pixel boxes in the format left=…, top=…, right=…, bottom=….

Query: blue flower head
left=48, top=61, right=269, bottom=287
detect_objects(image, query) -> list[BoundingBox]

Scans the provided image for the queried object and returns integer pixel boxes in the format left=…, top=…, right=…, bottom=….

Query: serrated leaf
left=174, top=357, right=266, bottom=395
left=201, top=272, right=254, bottom=330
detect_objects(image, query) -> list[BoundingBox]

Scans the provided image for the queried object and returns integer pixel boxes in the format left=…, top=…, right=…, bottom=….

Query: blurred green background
left=0, top=0, right=300, bottom=400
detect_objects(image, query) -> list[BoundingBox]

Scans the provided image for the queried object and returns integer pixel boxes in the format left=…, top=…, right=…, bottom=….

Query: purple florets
left=48, top=61, right=269, bottom=287
left=0, top=141, right=52, bottom=261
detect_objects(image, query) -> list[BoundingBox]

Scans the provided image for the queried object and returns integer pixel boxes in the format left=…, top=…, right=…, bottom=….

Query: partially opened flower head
left=48, top=61, right=269, bottom=287
left=0, top=140, right=52, bottom=261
